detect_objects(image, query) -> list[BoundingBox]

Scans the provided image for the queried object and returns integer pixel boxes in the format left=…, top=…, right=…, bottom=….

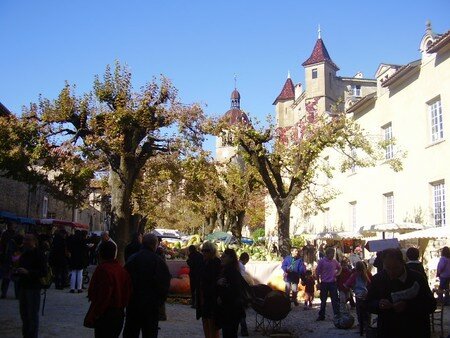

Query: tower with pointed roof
left=267, top=27, right=379, bottom=238
left=301, top=28, right=341, bottom=113
left=216, top=88, right=249, bottom=165
left=273, top=72, right=296, bottom=128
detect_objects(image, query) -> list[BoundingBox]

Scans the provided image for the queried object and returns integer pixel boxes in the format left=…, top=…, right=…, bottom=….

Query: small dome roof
left=223, top=108, right=249, bottom=125
left=231, top=89, right=240, bottom=100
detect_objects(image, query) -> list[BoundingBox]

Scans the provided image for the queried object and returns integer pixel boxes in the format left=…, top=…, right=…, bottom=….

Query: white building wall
left=306, top=41, right=450, bottom=233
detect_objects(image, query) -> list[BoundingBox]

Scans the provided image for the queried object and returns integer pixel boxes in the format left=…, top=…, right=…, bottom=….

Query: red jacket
left=337, top=266, right=352, bottom=291
left=87, top=260, right=132, bottom=321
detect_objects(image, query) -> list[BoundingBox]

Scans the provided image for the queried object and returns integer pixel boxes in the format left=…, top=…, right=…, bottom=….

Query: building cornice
left=381, top=60, right=421, bottom=88
left=427, top=30, right=450, bottom=53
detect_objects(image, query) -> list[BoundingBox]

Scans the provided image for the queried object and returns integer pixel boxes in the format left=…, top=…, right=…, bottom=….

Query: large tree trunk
left=205, top=213, right=217, bottom=234
left=109, top=167, right=134, bottom=263
left=276, top=202, right=292, bottom=257
left=230, top=210, right=245, bottom=241
left=217, top=210, right=225, bottom=232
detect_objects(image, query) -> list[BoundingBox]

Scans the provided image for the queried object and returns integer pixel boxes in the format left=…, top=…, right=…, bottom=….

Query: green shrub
left=252, top=228, right=265, bottom=242
left=290, top=235, right=306, bottom=248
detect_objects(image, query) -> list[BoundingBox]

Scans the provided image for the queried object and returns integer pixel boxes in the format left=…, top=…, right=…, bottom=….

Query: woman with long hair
left=437, top=246, right=450, bottom=305
left=216, top=248, right=248, bottom=338
left=344, top=261, right=371, bottom=336
left=196, top=241, right=221, bottom=338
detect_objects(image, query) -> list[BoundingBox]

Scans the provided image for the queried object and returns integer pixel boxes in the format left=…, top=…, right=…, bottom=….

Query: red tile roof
left=273, top=77, right=295, bottom=104
left=223, top=108, right=250, bottom=125
left=302, top=38, right=339, bottom=70
left=427, top=30, right=450, bottom=53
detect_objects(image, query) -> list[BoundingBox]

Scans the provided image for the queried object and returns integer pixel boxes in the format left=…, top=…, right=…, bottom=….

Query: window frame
left=382, top=122, right=394, bottom=160
left=352, top=84, right=361, bottom=97
left=431, top=181, right=446, bottom=226
left=349, top=201, right=357, bottom=230
left=384, top=192, right=394, bottom=223
left=312, top=68, right=318, bottom=79
left=42, top=196, right=48, bottom=218
left=429, top=98, right=444, bottom=143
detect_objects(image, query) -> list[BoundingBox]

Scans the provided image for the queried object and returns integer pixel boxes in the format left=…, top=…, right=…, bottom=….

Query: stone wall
left=0, top=175, right=104, bottom=231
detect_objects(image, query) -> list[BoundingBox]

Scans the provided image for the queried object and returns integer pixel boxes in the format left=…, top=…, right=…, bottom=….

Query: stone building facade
left=0, top=101, right=106, bottom=231
left=0, top=175, right=105, bottom=231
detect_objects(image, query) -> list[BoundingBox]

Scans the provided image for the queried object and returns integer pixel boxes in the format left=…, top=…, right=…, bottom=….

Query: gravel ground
left=0, top=282, right=448, bottom=337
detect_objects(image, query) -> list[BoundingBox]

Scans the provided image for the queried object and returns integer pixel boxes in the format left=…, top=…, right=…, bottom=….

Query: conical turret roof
left=302, top=38, right=339, bottom=70
left=273, top=77, right=295, bottom=104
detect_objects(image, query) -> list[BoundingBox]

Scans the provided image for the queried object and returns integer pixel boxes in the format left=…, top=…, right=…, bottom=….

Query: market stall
left=359, top=222, right=428, bottom=239
left=37, top=218, right=89, bottom=234
left=397, top=225, right=450, bottom=257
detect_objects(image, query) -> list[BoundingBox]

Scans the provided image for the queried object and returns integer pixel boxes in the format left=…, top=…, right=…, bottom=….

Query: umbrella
left=397, top=225, right=450, bottom=241
left=359, top=222, right=428, bottom=239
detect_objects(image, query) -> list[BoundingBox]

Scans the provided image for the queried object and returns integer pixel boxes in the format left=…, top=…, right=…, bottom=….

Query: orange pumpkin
left=178, top=266, right=190, bottom=276
left=169, top=276, right=191, bottom=294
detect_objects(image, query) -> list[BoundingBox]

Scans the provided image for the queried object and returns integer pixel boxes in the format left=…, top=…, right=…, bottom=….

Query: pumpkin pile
left=169, top=266, right=191, bottom=295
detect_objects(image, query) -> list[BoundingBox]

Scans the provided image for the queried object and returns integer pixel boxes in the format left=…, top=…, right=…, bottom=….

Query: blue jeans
left=19, top=288, right=41, bottom=338
left=318, top=282, right=340, bottom=318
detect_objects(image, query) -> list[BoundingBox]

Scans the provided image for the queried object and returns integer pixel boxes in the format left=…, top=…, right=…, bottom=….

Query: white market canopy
left=315, top=231, right=342, bottom=240
left=397, top=225, right=450, bottom=241
left=337, top=231, right=364, bottom=239
left=359, top=222, right=427, bottom=235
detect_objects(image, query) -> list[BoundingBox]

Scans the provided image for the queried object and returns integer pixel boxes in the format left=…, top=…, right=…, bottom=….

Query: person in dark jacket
left=405, top=247, right=427, bottom=280
left=123, top=233, right=171, bottom=338
left=67, top=230, right=88, bottom=293
left=84, top=241, right=132, bottom=338
left=366, top=248, right=436, bottom=338
left=15, top=233, right=47, bottom=338
left=373, top=251, right=384, bottom=273
left=216, top=248, right=248, bottom=338
left=1, top=222, right=16, bottom=298
left=196, top=241, right=221, bottom=338
left=49, top=229, right=68, bottom=290
left=187, top=245, right=203, bottom=308
left=124, top=233, right=142, bottom=263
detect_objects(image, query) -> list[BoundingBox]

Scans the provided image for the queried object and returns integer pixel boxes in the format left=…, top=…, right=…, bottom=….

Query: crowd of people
left=1, top=221, right=450, bottom=338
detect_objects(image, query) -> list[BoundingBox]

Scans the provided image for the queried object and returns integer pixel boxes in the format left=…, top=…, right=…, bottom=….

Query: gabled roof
left=381, top=60, right=421, bottom=88
left=273, top=77, right=295, bottom=104
left=427, top=30, right=450, bottom=53
left=302, top=38, right=339, bottom=70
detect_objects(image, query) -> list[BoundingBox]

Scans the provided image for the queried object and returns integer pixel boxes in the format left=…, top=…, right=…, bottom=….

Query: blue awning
left=0, top=211, right=36, bottom=225
left=16, top=217, right=36, bottom=225
left=0, top=211, right=18, bottom=221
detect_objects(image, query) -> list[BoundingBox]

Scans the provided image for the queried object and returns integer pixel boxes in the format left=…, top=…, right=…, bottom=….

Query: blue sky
left=1, top=0, right=449, bottom=153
